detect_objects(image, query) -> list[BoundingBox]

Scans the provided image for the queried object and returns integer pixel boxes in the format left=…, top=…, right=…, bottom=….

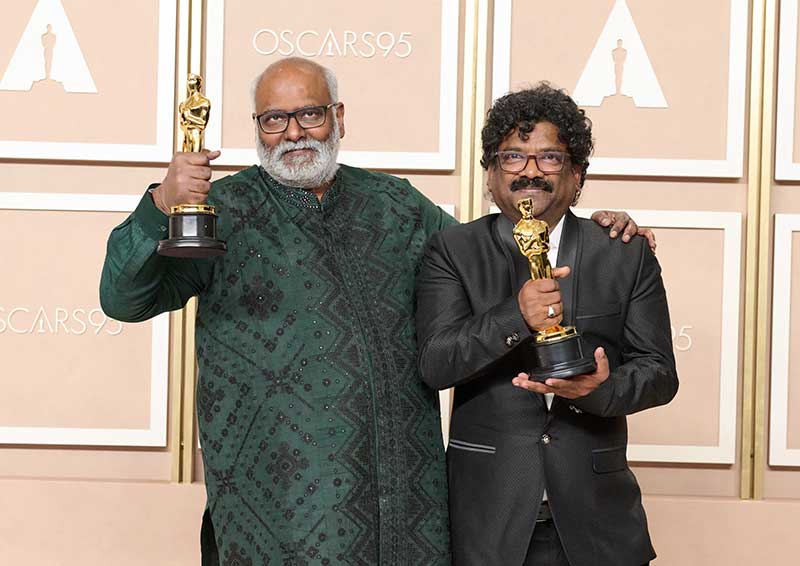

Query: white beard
left=256, top=118, right=341, bottom=189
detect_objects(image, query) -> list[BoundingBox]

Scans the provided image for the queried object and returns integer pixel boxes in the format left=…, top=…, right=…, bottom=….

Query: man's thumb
left=595, top=347, right=608, bottom=370
left=552, top=266, right=572, bottom=279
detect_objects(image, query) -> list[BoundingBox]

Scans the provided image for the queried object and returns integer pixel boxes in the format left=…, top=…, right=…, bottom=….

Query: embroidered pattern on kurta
left=101, top=165, right=454, bottom=565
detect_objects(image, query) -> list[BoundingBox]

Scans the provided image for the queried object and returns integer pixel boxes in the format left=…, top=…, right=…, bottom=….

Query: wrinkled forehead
left=499, top=122, right=566, bottom=150
left=255, top=65, right=331, bottom=111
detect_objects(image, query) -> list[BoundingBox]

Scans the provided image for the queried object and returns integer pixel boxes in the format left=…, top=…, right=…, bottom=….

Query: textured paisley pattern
left=189, top=165, right=453, bottom=565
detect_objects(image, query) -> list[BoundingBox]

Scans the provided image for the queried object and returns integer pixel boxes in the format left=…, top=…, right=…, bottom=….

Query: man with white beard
left=100, top=58, right=649, bottom=566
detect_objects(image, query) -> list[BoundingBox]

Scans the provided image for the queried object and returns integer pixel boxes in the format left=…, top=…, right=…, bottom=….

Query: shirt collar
left=548, top=216, right=565, bottom=251
left=258, top=166, right=342, bottom=211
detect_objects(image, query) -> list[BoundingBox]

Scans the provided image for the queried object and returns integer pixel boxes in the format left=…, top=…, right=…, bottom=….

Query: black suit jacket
left=416, top=211, right=678, bottom=566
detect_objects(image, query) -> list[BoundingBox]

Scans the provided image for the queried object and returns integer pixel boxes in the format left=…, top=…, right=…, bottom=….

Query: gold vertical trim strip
left=169, top=309, right=185, bottom=482
left=741, top=0, right=778, bottom=499
left=458, top=0, right=479, bottom=223
left=753, top=0, right=779, bottom=500
left=175, top=0, right=206, bottom=484
left=470, top=0, right=491, bottom=221
left=181, top=297, right=199, bottom=483
left=176, top=0, right=190, bottom=154
left=740, top=0, right=768, bottom=500
left=189, top=0, right=203, bottom=75
left=169, top=0, right=192, bottom=484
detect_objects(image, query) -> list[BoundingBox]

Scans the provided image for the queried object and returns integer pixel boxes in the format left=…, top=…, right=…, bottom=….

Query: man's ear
left=335, top=102, right=346, bottom=139
left=484, top=171, right=496, bottom=202
left=571, top=163, right=582, bottom=186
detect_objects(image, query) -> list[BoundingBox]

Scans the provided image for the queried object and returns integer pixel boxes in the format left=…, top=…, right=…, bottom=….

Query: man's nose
left=284, top=115, right=305, bottom=142
left=521, top=156, right=543, bottom=177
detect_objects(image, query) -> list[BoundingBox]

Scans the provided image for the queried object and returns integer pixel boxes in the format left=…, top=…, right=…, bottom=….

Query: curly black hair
left=480, top=82, right=594, bottom=187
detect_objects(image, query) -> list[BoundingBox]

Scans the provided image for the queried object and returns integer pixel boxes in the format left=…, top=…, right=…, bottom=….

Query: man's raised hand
left=151, top=149, right=221, bottom=214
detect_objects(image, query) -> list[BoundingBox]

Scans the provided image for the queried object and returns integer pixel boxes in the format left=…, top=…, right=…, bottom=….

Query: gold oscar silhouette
left=513, top=198, right=595, bottom=381
left=157, top=73, right=227, bottom=258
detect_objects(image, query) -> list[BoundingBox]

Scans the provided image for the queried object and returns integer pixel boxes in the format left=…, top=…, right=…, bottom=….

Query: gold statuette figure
left=157, top=73, right=227, bottom=257
left=179, top=73, right=210, bottom=154
left=513, top=198, right=553, bottom=280
left=513, top=198, right=595, bottom=380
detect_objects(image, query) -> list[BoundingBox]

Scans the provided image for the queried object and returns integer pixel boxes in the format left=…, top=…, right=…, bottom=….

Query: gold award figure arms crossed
left=512, top=197, right=553, bottom=280
left=513, top=198, right=565, bottom=333
left=510, top=197, right=595, bottom=380
left=179, top=73, right=211, bottom=154
left=156, top=73, right=227, bottom=257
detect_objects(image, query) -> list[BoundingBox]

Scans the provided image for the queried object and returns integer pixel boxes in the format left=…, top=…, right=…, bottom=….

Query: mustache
left=277, top=139, right=321, bottom=157
left=510, top=176, right=553, bottom=192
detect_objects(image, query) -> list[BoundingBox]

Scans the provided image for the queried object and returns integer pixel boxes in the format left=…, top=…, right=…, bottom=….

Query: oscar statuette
left=513, top=198, right=596, bottom=381
left=157, top=73, right=227, bottom=258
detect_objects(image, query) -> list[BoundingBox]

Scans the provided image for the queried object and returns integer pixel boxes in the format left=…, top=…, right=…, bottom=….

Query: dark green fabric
left=101, top=165, right=456, bottom=565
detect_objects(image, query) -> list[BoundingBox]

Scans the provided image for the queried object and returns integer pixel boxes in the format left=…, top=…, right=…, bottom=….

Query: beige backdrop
left=503, top=0, right=730, bottom=160
left=793, top=2, right=800, bottom=164
left=788, top=233, right=800, bottom=449
left=219, top=1, right=443, bottom=153
left=0, top=210, right=152, bottom=430
left=627, top=228, right=724, bottom=448
left=1, top=0, right=799, bottom=564
left=0, top=0, right=161, bottom=145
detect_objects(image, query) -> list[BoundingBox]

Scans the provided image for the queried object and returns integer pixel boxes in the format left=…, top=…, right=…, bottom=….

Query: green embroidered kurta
left=100, top=165, right=455, bottom=566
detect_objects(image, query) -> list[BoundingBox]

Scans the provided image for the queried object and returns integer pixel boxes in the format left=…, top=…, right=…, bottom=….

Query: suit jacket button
left=541, top=434, right=551, bottom=445
left=505, top=332, right=519, bottom=347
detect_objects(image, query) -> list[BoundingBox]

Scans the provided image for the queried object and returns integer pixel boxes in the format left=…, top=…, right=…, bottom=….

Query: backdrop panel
left=770, top=215, right=800, bottom=466
left=205, top=0, right=459, bottom=169
left=776, top=0, right=800, bottom=179
left=0, top=196, right=169, bottom=447
left=574, top=209, right=742, bottom=464
left=0, top=0, right=176, bottom=162
left=492, top=0, right=747, bottom=177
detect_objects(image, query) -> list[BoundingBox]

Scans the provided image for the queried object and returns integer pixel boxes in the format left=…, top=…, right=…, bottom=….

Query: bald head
left=251, top=57, right=338, bottom=112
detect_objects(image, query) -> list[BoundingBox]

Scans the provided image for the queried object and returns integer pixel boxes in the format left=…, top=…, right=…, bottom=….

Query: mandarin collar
left=258, top=166, right=342, bottom=212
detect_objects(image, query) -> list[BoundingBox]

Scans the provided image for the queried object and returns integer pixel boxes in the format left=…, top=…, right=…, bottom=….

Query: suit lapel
left=547, top=211, right=582, bottom=418
left=492, top=214, right=521, bottom=293
left=556, top=210, right=580, bottom=327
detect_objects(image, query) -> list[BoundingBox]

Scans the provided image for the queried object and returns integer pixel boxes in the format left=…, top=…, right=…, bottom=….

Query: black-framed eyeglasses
left=252, top=103, right=339, bottom=134
left=494, top=150, right=569, bottom=174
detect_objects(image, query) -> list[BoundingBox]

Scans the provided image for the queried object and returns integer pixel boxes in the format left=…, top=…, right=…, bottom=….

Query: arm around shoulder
left=571, top=241, right=679, bottom=417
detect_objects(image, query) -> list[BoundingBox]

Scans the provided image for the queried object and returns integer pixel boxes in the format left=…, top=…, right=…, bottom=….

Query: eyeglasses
left=252, top=103, right=339, bottom=134
left=494, top=150, right=569, bottom=174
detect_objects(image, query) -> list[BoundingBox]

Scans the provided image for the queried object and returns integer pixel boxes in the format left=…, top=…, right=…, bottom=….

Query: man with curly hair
left=416, top=83, right=678, bottom=566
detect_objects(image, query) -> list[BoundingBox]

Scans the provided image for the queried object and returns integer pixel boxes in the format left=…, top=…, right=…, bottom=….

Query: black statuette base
left=157, top=237, right=227, bottom=258
left=524, top=332, right=596, bottom=382
left=157, top=211, right=227, bottom=258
